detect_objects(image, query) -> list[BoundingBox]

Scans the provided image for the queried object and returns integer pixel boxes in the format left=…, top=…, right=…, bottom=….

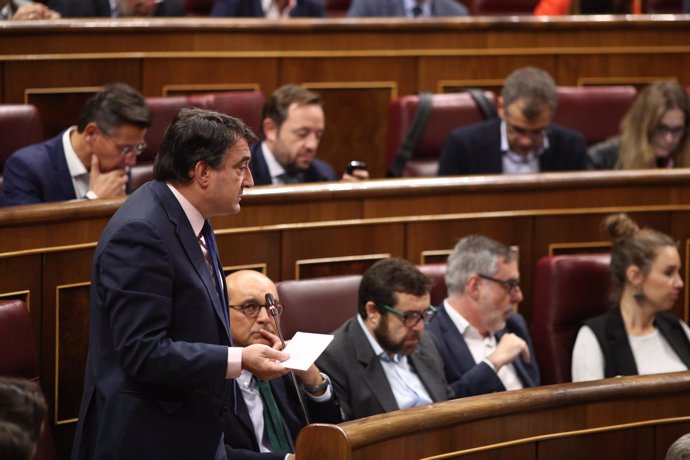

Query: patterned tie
left=256, top=378, right=292, bottom=453
left=200, top=221, right=230, bottom=332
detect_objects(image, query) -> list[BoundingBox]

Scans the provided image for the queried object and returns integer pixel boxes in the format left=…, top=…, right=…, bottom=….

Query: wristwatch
left=302, top=373, right=330, bottom=395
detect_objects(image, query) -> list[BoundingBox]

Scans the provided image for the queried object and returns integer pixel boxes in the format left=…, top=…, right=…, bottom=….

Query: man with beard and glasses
left=249, top=84, right=369, bottom=185
left=427, top=235, right=540, bottom=398
left=316, top=258, right=452, bottom=421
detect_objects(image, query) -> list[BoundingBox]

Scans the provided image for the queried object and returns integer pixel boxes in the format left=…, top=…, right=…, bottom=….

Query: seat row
left=276, top=254, right=610, bottom=386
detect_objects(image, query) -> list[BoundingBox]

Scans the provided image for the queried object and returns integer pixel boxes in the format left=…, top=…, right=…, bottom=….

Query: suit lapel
left=231, top=382, right=261, bottom=450
left=50, top=134, right=79, bottom=200
left=155, top=182, right=232, bottom=344
left=438, top=308, right=476, bottom=374
left=409, top=343, right=446, bottom=402
left=351, top=321, right=400, bottom=413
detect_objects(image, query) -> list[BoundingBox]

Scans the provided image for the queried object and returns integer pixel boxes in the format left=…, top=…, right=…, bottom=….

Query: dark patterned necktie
left=256, top=378, right=291, bottom=453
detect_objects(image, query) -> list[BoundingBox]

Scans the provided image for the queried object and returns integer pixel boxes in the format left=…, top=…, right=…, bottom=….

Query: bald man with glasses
left=317, top=258, right=452, bottom=421
left=224, top=270, right=341, bottom=460
left=4, top=82, right=151, bottom=206
left=427, top=235, right=540, bottom=398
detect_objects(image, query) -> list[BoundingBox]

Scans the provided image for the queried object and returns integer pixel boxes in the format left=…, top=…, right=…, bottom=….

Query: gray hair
left=445, top=235, right=516, bottom=295
left=666, top=433, right=690, bottom=460
left=501, top=67, right=558, bottom=119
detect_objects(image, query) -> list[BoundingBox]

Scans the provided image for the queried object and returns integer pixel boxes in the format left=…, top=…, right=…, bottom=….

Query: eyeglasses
left=379, top=303, right=437, bottom=327
left=477, top=274, right=521, bottom=296
left=113, top=141, right=147, bottom=157
left=228, top=301, right=284, bottom=318
left=506, top=123, right=547, bottom=141
left=653, top=123, right=685, bottom=138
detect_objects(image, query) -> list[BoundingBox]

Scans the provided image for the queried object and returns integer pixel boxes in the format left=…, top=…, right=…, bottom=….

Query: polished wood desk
left=296, top=372, right=690, bottom=460
left=1, top=16, right=689, bottom=177
left=3, top=170, right=690, bottom=457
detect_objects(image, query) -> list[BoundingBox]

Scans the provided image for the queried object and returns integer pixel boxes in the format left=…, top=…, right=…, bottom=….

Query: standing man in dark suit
left=250, top=84, right=368, bottom=185
left=438, top=67, right=588, bottom=176
left=49, top=0, right=183, bottom=17
left=223, top=270, right=342, bottom=460
left=211, top=0, right=324, bottom=17
left=71, top=108, right=289, bottom=460
left=347, top=0, right=468, bottom=17
left=317, top=258, right=451, bottom=421
left=427, top=235, right=540, bottom=398
left=3, top=83, right=151, bottom=207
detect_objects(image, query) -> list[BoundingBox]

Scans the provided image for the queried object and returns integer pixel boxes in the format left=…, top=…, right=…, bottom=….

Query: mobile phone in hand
left=345, top=160, right=368, bottom=175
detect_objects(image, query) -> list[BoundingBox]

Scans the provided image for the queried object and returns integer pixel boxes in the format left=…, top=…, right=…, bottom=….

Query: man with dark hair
left=49, top=0, right=183, bottom=17
left=427, top=235, right=539, bottom=398
left=211, top=0, right=324, bottom=17
left=223, top=270, right=341, bottom=459
left=250, top=84, right=368, bottom=185
left=0, top=377, right=48, bottom=460
left=316, top=258, right=451, bottom=421
left=71, top=108, right=289, bottom=460
left=438, top=66, right=588, bottom=176
left=3, top=82, right=152, bottom=206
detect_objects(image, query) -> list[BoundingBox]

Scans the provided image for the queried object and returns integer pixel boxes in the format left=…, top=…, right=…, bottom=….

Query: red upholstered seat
left=467, top=0, right=538, bottom=15
left=277, top=274, right=361, bottom=339
left=386, top=92, right=495, bottom=177
left=0, top=299, right=57, bottom=460
left=643, top=0, right=683, bottom=12
left=417, top=263, right=448, bottom=307
left=553, top=86, right=637, bottom=146
left=531, top=254, right=612, bottom=385
left=324, top=0, right=351, bottom=16
left=188, top=91, right=266, bottom=138
left=184, top=0, right=214, bottom=15
left=142, top=96, right=190, bottom=163
left=0, top=104, right=43, bottom=205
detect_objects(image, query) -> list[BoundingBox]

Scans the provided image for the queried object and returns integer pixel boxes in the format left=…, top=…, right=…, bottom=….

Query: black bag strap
left=387, top=92, right=434, bottom=178
left=464, top=88, right=498, bottom=120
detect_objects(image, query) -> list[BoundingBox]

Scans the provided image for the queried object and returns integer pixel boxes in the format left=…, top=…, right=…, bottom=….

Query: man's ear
left=365, top=301, right=379, bottom=321
left=497, top=96, right=505, bottom=119
left=83, top=122, right=99, bottom=144
left=467, top=275, right=482, bottom=301
left=191, top=161, right=211, bottom=187
left=262, top=118, right=278, bottom=143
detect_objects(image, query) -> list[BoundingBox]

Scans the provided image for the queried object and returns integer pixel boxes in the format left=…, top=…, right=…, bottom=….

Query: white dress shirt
left=500, top=120, right=549, bottom=174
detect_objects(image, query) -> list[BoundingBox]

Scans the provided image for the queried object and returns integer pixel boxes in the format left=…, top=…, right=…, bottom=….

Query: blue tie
left=201, top=221, right=230, bottom=334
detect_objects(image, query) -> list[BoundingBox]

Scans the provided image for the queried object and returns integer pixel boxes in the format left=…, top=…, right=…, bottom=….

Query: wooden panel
left=295, top=253, right=390, bottom=279
left=26, top=87, right=99, bottom=139
left=302, top=83, right=396, bottom=179
left=655, top=422, right=690, bottom=460
left=215, top=229, right=281, bottom=281
left=537, top=427, right=654, bottom=460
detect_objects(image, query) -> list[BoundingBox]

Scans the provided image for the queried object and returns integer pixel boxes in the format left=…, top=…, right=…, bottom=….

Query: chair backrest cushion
left=277, top=274, right=361, bottom=339
left=553, top=86, right=637, bottom=146
left=531, top=253, right=612, bottom=385
left=417, top=263, right=448, bottom=307
left=0, top=104, right=43, bottom=174
left=386, top=92, right=495, bottom=177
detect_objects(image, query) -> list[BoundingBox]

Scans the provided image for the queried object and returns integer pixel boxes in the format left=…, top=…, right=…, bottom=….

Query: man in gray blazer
left=317, top=258, right=452, bottom=421
left=348, top=0, right=468, bottom=17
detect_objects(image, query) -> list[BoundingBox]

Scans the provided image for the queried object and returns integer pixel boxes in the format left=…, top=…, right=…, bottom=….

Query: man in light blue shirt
left=347, top=0, right=468, bottom=17
left=317, top=258, right=452, bottom=421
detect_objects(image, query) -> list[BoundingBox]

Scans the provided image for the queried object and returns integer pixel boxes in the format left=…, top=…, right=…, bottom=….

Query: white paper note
left=281, top=332, right=334, bottom=371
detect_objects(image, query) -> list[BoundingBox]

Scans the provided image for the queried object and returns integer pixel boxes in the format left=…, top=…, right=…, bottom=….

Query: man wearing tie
left=71, top=108, right=289, bottom=460
left=223, top=270, right=342, bottom=459
left=317, top=258, right=452, bottom=421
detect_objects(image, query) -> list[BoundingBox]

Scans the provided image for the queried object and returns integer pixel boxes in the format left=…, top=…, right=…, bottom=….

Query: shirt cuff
left=226, top=347, right=243, bottom=379
left=481, top=358, right=497, bottom=373
left=85, top=190, right=98, bottom=200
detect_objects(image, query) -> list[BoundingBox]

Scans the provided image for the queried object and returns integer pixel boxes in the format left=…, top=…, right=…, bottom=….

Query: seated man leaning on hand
left=437, top=66, right=588, bottom=176
left=250, top=84, right=369, bottom=186
left=317, top=258, right=452, bottom=421
left=224, top=270, right=342, bottom=460
left=427, top=235, right=540, bottom=398
left=3, top=82, right=151, bottom=206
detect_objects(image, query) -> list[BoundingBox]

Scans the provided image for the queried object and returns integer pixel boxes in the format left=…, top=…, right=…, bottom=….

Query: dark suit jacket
left=3, top=132, right=78, bottom=206
left=50, top=0, right=184, bottom=17
left=437, top=118, right=588, bottom=176
left=347, top=0, right=468, bottom=16
left=71, top=181, right=233, bottom=460
left=427, top=307, right=540, bottom=398
left=211, top=0, right=324, bottom=17
left=224, top=373, right=342, bottom=460
left=316, top=316, right=451, bottom=421
left=249, top=142, right=336, bottom=186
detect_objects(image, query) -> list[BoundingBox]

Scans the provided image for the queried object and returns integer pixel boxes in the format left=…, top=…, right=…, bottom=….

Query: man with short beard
left=317, top=258, right=452, bottom=421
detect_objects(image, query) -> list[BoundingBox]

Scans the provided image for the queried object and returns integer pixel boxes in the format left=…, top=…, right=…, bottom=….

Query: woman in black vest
left=571, top=213, right=690, bottom=381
